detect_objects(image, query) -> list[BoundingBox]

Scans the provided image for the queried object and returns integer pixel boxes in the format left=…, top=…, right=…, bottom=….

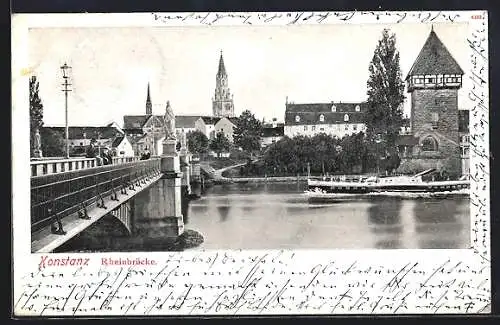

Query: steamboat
left=305, top=169, right=470, bottom=202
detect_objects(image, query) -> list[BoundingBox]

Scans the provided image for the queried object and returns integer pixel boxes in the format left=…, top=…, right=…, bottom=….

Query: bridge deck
left=32, top=173, right=162, bottom=253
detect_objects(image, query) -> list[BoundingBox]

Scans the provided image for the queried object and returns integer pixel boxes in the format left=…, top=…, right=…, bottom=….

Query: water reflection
left=58, top=181, right=471, bottom=251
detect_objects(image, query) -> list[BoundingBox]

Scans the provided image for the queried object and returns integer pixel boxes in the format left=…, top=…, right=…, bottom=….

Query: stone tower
left=212, top=51, right=235, bottom=117
left=146, top=82, right=152, bottom=115
left=405, top=27, right=464, bottom=177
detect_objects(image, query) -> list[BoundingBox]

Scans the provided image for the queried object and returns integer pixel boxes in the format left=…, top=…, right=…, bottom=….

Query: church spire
left=217, top=50, right=227, bottom=77
left=146, top=82, right=152, bottom=115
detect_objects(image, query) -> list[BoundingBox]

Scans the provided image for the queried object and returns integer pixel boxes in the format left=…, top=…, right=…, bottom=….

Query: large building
left=284, top=101, right=367, bottom=138
left=212, top=51, right=235, bottom=118
left=398, top=28, right=465, bottom=177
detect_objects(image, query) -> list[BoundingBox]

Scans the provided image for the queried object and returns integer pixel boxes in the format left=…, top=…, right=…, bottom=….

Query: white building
left=284, top=102, right=367, bottom=138
left=214, top=117, right=238, bottom=143
left=111, top=135, right=134, bottom=157
left=175, top=115, right=201, bottom=135
left=261, top=120, right=285, bottom=147
left=195, top=116, right=219, bottom=140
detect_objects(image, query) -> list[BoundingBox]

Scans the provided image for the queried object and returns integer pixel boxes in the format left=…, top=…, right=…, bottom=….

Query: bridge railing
left=31, top=158, right=161, bottom=234
left=30, top=156, right=141, bottom=177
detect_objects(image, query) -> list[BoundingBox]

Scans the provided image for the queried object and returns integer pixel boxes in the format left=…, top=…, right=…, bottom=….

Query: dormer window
left=319, top=114, right=325, bottom=122
left=355, top=105, right=360, bottom=112
left=295, top=115, right=300, bottom=122
left=344, top=114, right=349, bottom=122
left=331, top=105, right=337, bottom=112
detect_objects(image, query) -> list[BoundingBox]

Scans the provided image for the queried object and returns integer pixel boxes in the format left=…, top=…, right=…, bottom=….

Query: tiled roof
left=285, top=102, right=368, bottom=114
left=43, top=126, right=122, bottom=140
left=111, top=136, right=125, bottom=148
left=406, top=30, right=464, bottom=79
left=123, top=115, right=151, bottom=129
left=175, top=115, right=201, bottom=128
left=200, top=116, right=221, bottom=125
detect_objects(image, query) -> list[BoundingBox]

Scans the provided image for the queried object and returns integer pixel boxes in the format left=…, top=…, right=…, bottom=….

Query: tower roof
left=146, top=83, right=151, bottom=102
left=217, top=51, right=227, bottom=76
left=406, top=29, right=464, bottom=79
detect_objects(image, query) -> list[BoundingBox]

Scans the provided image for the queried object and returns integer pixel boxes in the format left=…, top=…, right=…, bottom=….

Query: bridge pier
left=133, top=140, right=185, bottom=240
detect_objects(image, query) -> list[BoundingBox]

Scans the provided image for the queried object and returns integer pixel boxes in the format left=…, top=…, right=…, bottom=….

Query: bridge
left=30, top=143, right=202, bottom=253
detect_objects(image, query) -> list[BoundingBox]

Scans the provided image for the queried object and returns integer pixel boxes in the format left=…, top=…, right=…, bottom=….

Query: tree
left=40, top=128, right=65, bottom=157
left=30, top=76, right=44, bottom=156
left=186, top=130, right=209, bottom=154
left=366, top=29, right=405, bottom=147
left=233, top=110, right=263, bottom=153
left=209, top=131, right=231, bottom=158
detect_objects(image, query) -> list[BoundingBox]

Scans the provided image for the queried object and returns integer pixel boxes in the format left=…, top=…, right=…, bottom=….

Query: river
left=55, top=181, right=470, bottom=252
left=186, top=182, right=470, bottom=250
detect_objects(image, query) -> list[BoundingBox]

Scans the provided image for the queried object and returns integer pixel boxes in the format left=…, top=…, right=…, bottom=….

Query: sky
left=28, top=22, right=471, bottom=127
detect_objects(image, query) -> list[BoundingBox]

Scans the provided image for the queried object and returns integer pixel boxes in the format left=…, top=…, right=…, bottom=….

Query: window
left=80, top=142, right=83, bottom=146
left=421, top=136, right=438, bottom=152
left=320, top=127, right=325, bottom=131
left=355, top=105, right=360, bottom=112
left=319, top=114, right=325, bottom=122
left=345, top=124, right=349, bottom=131
left=431, top=112, right=439, bottom=122
left=331, top=105, right=337, bottom=112
left=312, top=126, right=316, bottom=131
left=353, top=124, right=357, bottom=131
left=304, top=125, right=308, bottom=131
left=426, top=77, right=436, bottom=84
left=295, top=115, right=300, bottom=122
left=344, top=114, right=349, bottom=122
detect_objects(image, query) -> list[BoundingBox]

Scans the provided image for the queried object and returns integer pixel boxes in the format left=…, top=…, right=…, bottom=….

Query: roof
left=111, top=136, right=125, bottom=148
left=123, top=115, right=151, bottom=129
left=215, top=117, right=237, bottom=126
left=285, top=102, right=368, bottom=113
left=263, top=122, right=285, bottom=128
left=285, top=111, right=365, bottom=125
left=200, top=116, right=221, bottom=125
left=262, top=125, right=284, bottom=137
left=406, top=29, right=464, bottom=79
left=396, top=135, right=419, bottom=146
left=43, top=126, right=122, bottom=139
left=175, top=115, right=201, bottom=128
left=217, top=52, right=227, bottom=76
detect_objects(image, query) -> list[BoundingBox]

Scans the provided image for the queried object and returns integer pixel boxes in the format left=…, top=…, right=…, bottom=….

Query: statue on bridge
left=32, top=128, right=43, bottom=158
left=163, top=101, right=177, bottom=141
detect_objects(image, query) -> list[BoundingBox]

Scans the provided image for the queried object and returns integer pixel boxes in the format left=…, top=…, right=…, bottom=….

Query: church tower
left=405, top=27, right=464, bottom=177
left=146, top=82, right=152, bottom=115
left=212, top=51, right=235, bottom=117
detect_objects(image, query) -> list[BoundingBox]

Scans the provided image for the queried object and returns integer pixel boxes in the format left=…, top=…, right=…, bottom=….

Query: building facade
left=122, top=84, right=168, bottom=156
left=459, top=110, right=470, bottom=177
left=398, top=28, right=465, bottom=178
left=212, top=51, right=235, bottom=118
left=214, top=117, right=237, bottom=142
left=284, top=102, right=367, bottom=138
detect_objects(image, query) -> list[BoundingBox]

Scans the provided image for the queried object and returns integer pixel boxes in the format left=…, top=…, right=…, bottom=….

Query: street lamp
left=60, top=63, right=72, bottom=159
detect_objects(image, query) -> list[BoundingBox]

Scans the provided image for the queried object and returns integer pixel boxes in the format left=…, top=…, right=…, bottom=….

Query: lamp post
left=60, top=63, right=72, bottom=159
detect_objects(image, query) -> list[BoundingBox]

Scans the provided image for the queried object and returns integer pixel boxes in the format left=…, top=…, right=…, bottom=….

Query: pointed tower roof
left=217, top=50, right=227, bottom=76
left=406, top=29, right=464, bottom=80
left=146, top=83, right=151, bottom=102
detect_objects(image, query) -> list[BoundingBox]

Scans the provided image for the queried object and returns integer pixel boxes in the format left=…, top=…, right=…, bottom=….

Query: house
left=42, top=126, right=124, bottom=156
left=214, top=117, right=238, bottom=142
left=284, top=101, right=367, bottom=138
left=111, top=135, right=134, bottom=157
left=261, top=119, right=285, bottom=147
left=195, top=116, right=220, bottom=140
left=122, top=114, right=166, bottom=156
left=175, top=115, right=201, bottom=135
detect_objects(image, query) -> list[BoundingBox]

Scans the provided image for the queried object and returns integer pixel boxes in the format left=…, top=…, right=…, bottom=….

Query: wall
left=284, top=123, right=365, bottom=138
left=409, top=88, right=461, bottom=177
left=215, top=118, right=236, bottom=142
